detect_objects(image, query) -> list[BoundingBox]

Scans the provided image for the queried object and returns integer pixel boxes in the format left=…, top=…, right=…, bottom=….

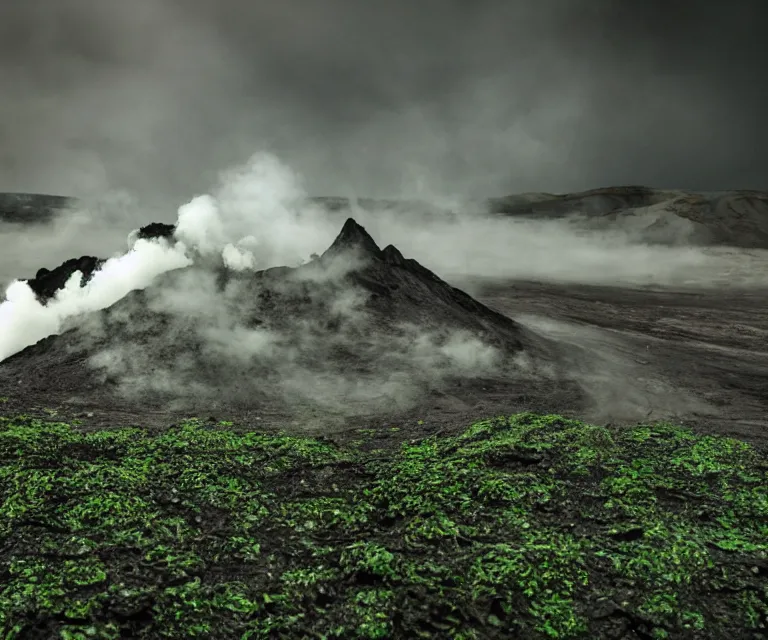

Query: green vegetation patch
left=0, top=413, right=766, bottom=639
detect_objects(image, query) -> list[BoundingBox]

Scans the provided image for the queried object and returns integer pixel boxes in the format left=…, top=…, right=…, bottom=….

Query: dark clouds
left=0, top=0, right=765, bottom=205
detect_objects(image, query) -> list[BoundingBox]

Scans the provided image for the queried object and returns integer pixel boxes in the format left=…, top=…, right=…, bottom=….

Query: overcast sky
left=0, top=0, right=765, bottom=205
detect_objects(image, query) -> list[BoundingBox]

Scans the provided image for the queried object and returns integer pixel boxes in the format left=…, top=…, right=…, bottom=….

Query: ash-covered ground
left=1, top=154, right=768, bottom=448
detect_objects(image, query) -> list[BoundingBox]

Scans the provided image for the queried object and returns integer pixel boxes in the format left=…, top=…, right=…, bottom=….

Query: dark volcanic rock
left=136, top=222, right=175, bottom=241
left=25, top=256, right=105, bottom=303
left=314, top=219, right=530, bottom=351
left=323, top=217, right=383, bottom=257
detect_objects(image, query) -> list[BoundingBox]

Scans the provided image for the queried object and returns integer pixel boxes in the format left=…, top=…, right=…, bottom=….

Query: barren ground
left=461, top=278, right=768, bottom=449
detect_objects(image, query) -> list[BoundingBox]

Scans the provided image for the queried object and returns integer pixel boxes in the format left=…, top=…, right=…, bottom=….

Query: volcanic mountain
left=0, top=218, right=575, bottom=429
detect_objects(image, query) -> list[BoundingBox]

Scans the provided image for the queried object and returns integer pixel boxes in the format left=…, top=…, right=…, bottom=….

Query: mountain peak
left=381, top=244, right=406, bottom=266
left=321, top=218, right=382, bottom=259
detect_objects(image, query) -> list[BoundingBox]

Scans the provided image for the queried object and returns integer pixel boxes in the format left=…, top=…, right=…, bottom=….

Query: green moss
left=0, top=413, right=766, bottom=638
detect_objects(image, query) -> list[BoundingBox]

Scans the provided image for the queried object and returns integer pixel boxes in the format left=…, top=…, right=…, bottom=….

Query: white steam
left=2, top=149, right=510, bottom=403
left=174, top=153, right=338, bottom=270
left=0, top=152, right=339, bottom=362
left=0, top=238, right=191, bottom=361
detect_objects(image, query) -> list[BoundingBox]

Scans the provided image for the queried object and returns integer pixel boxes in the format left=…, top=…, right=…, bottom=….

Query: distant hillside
left=487, top=186, right=768, bottom=249
left=3, top=186, right=768, bottom=249
left=0, top=193, right=73, bottom=224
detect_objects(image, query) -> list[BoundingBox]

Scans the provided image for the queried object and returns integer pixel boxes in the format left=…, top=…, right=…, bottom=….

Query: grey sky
left=0, top=0, right=765, bottom=205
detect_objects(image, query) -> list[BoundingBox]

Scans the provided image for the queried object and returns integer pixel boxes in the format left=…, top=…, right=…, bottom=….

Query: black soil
left=1, top=412, right=766, bottom=639
left=459, top=277, right=768, bottom=449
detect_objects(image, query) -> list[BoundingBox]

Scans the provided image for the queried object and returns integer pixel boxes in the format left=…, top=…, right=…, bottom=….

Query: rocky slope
left=0, top=218, right=569, bottom=422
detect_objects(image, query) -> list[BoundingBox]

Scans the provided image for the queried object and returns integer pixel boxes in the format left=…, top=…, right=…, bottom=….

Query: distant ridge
left=0, top=193, right=73, bottom=224
left=5, top=186, right=768, bottom=248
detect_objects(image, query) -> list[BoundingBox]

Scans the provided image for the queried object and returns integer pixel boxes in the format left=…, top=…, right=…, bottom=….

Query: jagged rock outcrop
left=26, top=256, right=105, bottom=303
left=136, top=222, right=175, bottom=241
left=23, top=222, right=178, bottom=303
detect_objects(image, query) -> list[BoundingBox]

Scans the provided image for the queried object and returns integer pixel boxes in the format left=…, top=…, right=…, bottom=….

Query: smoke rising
left=512, top=314, right=713, bottom=426
left=4, top=150, right=763, bottom=426
left=0, top=238, right=191, bottom=362
left=0, top=153, right=328, bottom=361
left=2, top=150, right=762, bottom=369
